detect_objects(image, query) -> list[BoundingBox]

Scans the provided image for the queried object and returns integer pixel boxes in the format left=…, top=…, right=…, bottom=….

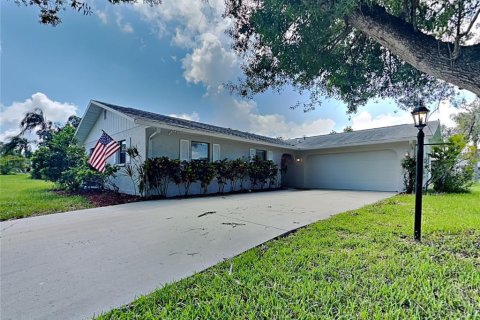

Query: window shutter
left=212, top=144, right=220, bottom=161
left=267, top=150, right=273, bottom=161
left=249, top=148, right=256, bottom=161
left=126, top=139, right=131, bottom=163
left=180, top=139, right=190, bottom=161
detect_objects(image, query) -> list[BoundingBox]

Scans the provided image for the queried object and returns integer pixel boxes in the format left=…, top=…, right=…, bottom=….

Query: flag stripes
left=88, top=132, right=120, bottom=172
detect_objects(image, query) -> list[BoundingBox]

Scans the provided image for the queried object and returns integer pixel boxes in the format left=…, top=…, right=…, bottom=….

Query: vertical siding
left=82, top=110, right=147, bottom=195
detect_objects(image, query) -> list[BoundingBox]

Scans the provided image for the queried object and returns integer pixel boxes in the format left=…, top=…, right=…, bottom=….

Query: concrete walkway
left=0, top=189, right=393, bottom=320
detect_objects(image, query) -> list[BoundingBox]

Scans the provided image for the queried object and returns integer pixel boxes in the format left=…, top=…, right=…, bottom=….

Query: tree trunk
left=348, top=5, right=480, bottom=97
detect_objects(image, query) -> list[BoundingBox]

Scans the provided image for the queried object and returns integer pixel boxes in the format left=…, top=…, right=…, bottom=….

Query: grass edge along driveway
left=0, top=174, right=91, bottom=220
left=97, top=184, right=480, bottom=319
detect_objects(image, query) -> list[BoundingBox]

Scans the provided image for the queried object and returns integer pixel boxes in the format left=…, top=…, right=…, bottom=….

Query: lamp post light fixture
left=411, top=104, right=429, bottom=241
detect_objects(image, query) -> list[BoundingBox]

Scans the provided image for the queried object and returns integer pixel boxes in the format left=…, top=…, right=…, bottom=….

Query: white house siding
left=83, top=109, right=147, bottom=195
left=147, top=127, right=291, bottom=196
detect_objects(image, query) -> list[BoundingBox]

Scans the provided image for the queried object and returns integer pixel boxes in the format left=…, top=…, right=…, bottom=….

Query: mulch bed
left=54, top=190, right=140, bottom=207
left=54, top=187, right=286, bottom=208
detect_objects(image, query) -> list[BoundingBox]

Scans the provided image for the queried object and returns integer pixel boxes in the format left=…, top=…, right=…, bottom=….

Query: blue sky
left=0, top=0, right=475, bottom=141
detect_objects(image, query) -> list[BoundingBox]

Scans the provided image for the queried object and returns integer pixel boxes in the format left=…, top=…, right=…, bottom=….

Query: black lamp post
left=411, top=104, right=429, bottom=241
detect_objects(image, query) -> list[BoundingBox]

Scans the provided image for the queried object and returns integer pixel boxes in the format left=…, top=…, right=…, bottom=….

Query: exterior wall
left=286, top=142, right=413, bottom=192
left=83, top=109, right=147, bottom=195
left=147, top=127, right=291, bottom=196
left=81, top=110, right=440, bottom=194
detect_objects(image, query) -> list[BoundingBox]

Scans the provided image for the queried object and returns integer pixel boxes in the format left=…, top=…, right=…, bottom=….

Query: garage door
left=305, top=150, right=400, bottom=191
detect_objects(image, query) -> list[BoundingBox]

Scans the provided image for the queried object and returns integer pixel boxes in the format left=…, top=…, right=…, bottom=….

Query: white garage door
left=305, top=150, right=400, bottom=191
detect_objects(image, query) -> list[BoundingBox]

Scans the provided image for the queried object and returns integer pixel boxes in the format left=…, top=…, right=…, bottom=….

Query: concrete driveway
left=1, top=189, right=393, bottom=320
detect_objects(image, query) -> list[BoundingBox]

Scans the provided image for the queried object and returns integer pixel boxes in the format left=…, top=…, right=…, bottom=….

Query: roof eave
left=135, top=119, right=291, bottom=149
left=292, top=135, right=438, bottom=151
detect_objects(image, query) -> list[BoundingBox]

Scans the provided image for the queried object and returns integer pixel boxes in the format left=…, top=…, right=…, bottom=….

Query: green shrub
left=129, top=156, right=280, bottom=197
left=0, top=155, right=26, bottom=174
left=429, top=134, right=477, bottom=193
left=30, top=126, right=85, bottom=182
left=142, top=156, right=179, bottom=197
left=58, top=163, right=118, bottom=192
left=180, top=161, right=197, bottom=196
left=213, top=159, right=229, bottom=193
left=227, top=158, right=248, bottom=191
left=194, top=160, right=216, bottom=194
left=401, top=154, right=416, bottom=193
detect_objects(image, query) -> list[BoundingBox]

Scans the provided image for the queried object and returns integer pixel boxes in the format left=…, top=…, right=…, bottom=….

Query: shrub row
left=130, top=155, right=279, bottom=198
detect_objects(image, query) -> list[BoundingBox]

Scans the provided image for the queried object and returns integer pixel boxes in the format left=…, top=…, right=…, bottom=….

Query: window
left=191, top=141, right=210, bottom=160
left=255, top=149, right=266, bottom=160
left=117, top=140, right=127, bottom=164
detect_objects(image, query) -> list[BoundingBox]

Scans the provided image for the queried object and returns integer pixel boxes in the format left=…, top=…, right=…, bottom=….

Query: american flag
left=88, top=132, right=120, bottom=172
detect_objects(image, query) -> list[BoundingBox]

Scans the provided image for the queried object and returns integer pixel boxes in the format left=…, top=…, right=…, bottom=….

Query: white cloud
left=351, top=99, right=465, bottom=131
left=131, top=0, right=335, bottom=139
left=428, top=100, right=462, bottom=128
left=168, top=112, right=200, bottom=122
left=133, top=0, right=238, bottom=90
left=116, top=13, right=134, bottom=34
left=351, top=111, right=412, bottom=130
left=182, top=33, right=239, bottom=92
left=0, top=93, right=78, bottom=142
left=96, top=10, right=108, bottom=24
left=215, top=99, right=335, bottom=139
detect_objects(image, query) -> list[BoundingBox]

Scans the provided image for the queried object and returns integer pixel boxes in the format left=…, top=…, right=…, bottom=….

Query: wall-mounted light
left=296, top=157, right=302, bottom=163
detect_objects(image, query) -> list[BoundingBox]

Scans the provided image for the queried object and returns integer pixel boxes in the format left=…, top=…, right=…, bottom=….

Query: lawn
left=0, top=174, right=91, bottom=220
left=97, top=184, right=480, bottom=319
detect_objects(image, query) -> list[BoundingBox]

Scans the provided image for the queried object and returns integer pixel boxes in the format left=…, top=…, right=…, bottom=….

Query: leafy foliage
left=30, top=126, right=84, bottom=181
left=0, top=155, right=27, bottom=175
left=225, top=0, right=478, bottom=111
left=451, top=98, right=480, bottom=147
left=401, top=154, right=416, bottom=193
left=194, top=160, right=216, bottom=194
left=227, top=158, right=249, bottom=191
left=14, top=0, right=161, bottom=26
left=130, top=156, right=280, bottom=198
left=142, top=157, right=179, bottom=197
left=122, top=147, right=144, bottom=196
left=248, top=157, right=279, bottom=190
left=0, top=136, right=32, bottom=157
left=19, top=108, right=57, bottom=146
left=29, top=125, right=116, bottom=192
left=213, top=159, right=230, bottom=193
left=428, top=134, right=477, bottom=193
left=179, top=161, right=197, bottom=196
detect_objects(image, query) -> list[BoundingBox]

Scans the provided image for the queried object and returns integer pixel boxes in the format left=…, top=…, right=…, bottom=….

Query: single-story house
left=74, top=100, right=441, bottom=195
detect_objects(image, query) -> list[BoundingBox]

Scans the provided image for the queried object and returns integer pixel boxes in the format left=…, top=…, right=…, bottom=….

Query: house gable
left=75, top=101, right=137, bottom=145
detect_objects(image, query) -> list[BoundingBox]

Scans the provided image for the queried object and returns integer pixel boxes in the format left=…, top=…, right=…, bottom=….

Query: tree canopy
left=15, top=0, right=479, bottom=112
left=14, top=0, right=159, bottom=26
left=452, top=98, right=480, bottom=146
left=225, top=0, right=480, bottom=112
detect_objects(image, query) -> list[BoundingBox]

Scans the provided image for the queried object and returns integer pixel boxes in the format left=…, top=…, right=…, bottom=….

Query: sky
left=0, top=0, right=477, bottom=142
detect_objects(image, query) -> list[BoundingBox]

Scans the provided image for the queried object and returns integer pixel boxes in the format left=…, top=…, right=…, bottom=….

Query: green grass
left=0, top=174, right=91, bottom=220
left=97, top=184, right=480, bottom=320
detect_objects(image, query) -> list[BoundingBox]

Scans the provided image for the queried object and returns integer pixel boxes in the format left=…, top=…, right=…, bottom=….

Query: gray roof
left=287, top=121, right=440, bottom=149
left=78, top=100, right=440, bottom=150
left=93, top=101, right=291, bottom=146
